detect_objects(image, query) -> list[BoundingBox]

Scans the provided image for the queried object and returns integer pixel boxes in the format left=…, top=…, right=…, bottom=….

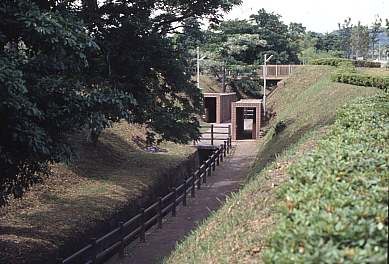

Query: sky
left=224, top=0, right=389, bottom=33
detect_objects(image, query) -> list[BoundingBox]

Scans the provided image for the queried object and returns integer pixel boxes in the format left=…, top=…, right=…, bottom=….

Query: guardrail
left=62, top=141, right=232, bottom=264
left=198, top=124, right=232, bottom=147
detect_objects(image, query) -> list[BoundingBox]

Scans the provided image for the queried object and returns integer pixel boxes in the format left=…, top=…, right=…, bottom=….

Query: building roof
left=203, top=92, right=236, bottom=96
left=235, top=99, right=262, bottom=104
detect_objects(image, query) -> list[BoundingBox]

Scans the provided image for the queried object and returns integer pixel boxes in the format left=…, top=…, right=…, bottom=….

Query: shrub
left=311, top=58, right=381, bottom=68
left=331, top=72, right=389, bottom=92
left=264, top=94, right=389, bottom=263
left=274, top=120, right=287, bottom=136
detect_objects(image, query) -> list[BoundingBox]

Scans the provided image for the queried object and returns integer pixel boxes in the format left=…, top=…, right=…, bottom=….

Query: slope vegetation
left=0, top=123, right=195, bottom=263
left=165, top=66, right=382, bottom=263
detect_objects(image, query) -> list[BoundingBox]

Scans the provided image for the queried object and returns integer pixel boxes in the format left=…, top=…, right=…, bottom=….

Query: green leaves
left=264, top=94, right=389, bottom=263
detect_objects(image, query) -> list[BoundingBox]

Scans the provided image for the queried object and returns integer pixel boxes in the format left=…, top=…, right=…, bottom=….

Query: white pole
left=263, top=55, right=267, bottom=114
left=197, top=46, right=200, bottom=89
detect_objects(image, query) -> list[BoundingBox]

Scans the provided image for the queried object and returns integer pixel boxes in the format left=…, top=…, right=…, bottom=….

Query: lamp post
left=263, top=54, right=273, bottom=115
left=196, top=47, right=207, bottom=89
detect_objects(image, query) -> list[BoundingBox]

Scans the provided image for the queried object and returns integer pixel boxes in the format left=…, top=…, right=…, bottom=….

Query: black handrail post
left=183, top=176, right=187, bottom=206
left=216, top=150, right=220, bottom=166
left=119, top=221, right=125, bottom=258
left=157, top=197, right=163, bottom=229
left=172, top=187, right=177, bottom=217
left=140, top=208, right=146, bottom=242
left=224, top=141, right=227, bottom=156
left=212, top=155, right=216, bottom=171
left=203, top=169, right=207, bottom=184
left=191, top=172, right=196, bottom=198
left=228, top=124, right=231, bottom=139
left=220, top=145, right=224, bottom=162
left=211, top=124, right=214, bottom=146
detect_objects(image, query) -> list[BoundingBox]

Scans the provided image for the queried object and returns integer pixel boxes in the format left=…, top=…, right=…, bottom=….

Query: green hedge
left=264, top=94, right=389, bottom=263
left=311, top=58, right=381, bottom=68
left=332, top=72, right=389, bottom=92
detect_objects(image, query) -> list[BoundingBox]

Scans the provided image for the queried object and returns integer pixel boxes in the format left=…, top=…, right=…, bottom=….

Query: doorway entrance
left=204, top=97, right=217, bottom=123
left=231, top=99, right=262, bottom=141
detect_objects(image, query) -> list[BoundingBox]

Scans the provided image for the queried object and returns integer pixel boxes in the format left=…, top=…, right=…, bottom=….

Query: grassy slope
left=198, top=75, right=223, bottom=93
left=165, top=66, right=381, bottom=263
left=0, top=122, right=195, bottom=264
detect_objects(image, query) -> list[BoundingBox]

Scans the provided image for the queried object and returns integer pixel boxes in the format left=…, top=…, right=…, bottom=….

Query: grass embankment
left=165, top=65, right=381, bottom=263
left=0, top=122, right=195, bottom=264
left=265, top=94, right=388, bottom=263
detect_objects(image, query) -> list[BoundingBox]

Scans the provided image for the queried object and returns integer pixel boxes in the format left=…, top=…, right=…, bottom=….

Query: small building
left=231, top=99, right=262, bottom=140
left=203, top=93, right=237, bottom=124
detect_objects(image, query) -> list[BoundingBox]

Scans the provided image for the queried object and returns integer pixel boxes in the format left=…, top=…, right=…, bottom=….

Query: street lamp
left=197, top=47, right=207, bottom=89
left=263, top=54, right=273, bottom=114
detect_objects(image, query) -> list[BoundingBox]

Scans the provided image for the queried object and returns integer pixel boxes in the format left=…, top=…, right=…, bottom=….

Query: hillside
left=165, top=66, right=383, bottom=263
left=0, top=123, right=196, bottom=263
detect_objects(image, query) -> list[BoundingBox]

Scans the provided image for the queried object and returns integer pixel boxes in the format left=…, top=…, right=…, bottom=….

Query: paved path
left=106, top=141, right=258, bottom=264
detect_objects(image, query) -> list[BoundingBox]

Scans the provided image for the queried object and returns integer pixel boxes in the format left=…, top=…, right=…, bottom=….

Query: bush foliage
left=332, top=72, right=389, bottom=92
left=264, top=94, right=389, bottom=263
left=311, top=58, right=381, bottom=68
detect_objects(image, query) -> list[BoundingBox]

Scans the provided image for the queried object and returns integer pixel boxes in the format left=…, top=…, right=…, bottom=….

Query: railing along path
left=62, top=137, right=232, bottom=264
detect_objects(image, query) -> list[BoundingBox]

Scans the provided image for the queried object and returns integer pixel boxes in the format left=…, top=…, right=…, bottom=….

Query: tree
left=0, top=0, right=242, bottom=205
left=78, top=0, right=242, bottom=142
left=370, top=15, right=382, bottom=59
left=0, top=0, right=102, bottom=205
left=351, top=21, right=370, bottom=59
left=338, top=18, right=353, bottom=58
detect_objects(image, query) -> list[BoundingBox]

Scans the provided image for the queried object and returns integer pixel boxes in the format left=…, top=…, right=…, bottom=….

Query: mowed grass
left=165, top=66, right=381, bottom=263
left=0, top=122, right=195, bottom=264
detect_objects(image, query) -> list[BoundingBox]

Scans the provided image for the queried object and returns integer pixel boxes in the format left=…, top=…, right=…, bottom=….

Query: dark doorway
left=204, top=97, right=217, bottom=123
left=236, top=107, right=256, bottom=140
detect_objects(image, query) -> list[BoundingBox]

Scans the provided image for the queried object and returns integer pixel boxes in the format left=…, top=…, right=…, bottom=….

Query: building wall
left=231, top=101, right=262, bottom=140
left=220, top=94, right=237, bottom=123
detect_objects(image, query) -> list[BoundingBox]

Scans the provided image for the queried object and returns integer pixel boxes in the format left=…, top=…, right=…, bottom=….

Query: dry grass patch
left=0, top=122, right=195, bottom=264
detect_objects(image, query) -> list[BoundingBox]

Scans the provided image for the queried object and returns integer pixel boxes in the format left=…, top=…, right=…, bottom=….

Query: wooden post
left=172, top=187, right=177, bottom=217
left=211, top=124, right=214, bottom=146
left=119, top=222, right=125, bottom=258
left=191, top=173, right=196, bottom=197
left=140, top=208, right=145, bottom=242
left=91, top=238, right=98, bottom=264
left=157, top=197, right=162, bottom=228
left=183, top=176, right=187, bottom=207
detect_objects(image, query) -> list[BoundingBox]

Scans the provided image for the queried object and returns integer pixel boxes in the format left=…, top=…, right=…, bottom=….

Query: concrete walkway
left=107, top=141, right=258, bottom=264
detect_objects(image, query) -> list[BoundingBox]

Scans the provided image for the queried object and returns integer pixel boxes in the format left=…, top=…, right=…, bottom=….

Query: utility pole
left=222, top=60, right=226, bottom=92
left=197, top=47, right=200, bottom=89
left=263, top=54, right=273, bottom=115
left=196, top=47, right=207, bottom=90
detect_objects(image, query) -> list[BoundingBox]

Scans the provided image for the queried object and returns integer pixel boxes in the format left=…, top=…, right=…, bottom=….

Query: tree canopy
left=0, top=0, right=241, bottom=205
